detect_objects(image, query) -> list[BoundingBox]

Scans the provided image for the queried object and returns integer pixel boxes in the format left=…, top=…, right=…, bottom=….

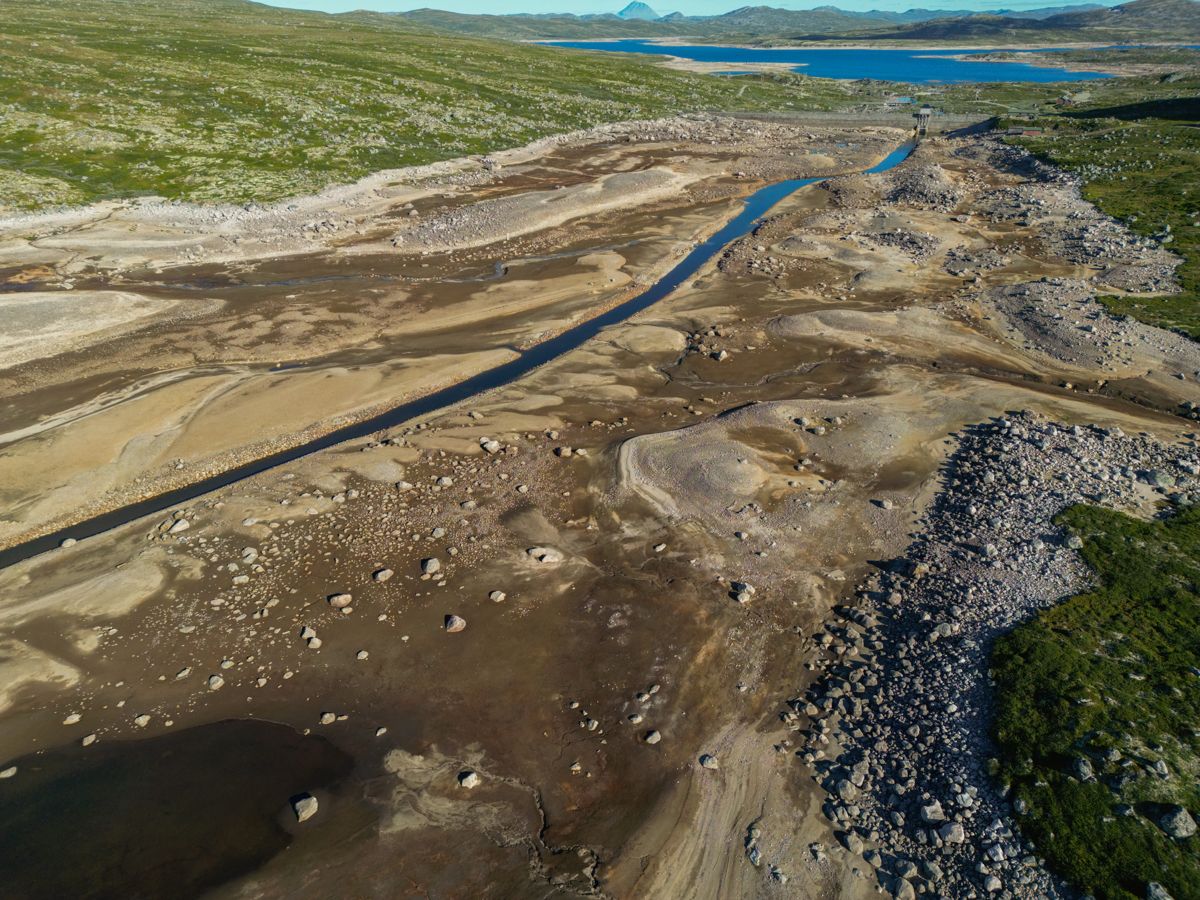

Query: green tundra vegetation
left=1036, top=46, right=1200, bottom=68
left=992, top=503, right=1200, bottom=900
left=921, top=69, right=1200, bottom=344
left=943, top=55, right=1200, bottom=338
left=1, top=0, right=847, bottom=211
left=3, top=0, right=1199, bottom=355
left=1007, top=91, right=1200, bottom=337
left=3, top=0, right=1198, bottom=220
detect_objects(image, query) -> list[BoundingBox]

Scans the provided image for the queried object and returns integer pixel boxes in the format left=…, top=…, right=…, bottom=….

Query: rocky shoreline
left=792, top=411, right=1198, bottom=899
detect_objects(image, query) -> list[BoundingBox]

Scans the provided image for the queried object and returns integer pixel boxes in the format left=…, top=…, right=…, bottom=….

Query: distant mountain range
left=394, top=0, right=1198, bottom=42
left=614, top=1, right=1108, bottom=23
left=798, top=0, right=1200, bottom=40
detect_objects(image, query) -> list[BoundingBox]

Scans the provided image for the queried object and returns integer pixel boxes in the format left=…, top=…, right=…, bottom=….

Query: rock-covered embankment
left=791, top=412, right=1198, bottom=899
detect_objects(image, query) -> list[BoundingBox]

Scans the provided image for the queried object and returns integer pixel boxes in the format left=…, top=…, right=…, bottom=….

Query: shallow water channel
left=0, top=142, right=916, bottom=570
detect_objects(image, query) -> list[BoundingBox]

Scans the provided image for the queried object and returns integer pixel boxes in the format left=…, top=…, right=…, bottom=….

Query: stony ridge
left=791, top=412, right=1198, bottom=899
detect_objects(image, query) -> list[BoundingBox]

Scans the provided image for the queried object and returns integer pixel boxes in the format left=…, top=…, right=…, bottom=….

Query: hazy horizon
left=257, top=0, right=1121, bottom=16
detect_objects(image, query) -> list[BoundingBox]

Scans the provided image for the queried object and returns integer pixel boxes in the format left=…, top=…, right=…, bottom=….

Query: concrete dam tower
left=914, top=105, right=933, bottom=136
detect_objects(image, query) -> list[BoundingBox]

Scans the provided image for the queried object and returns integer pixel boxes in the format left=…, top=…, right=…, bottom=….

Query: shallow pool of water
left=0, top=720, right=353, bottom=899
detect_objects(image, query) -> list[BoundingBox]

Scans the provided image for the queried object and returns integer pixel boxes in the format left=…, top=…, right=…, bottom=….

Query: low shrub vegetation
left=992, top=503, right=1200, bottom=899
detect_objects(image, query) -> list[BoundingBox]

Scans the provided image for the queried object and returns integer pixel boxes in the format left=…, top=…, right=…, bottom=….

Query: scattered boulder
left=938, top=821, right=965, bottom=844
left=292, top=793, right=319, bottom=823
left=1159, top=806, right=1197, bottom=839
left=1073, top=756, right=1095, bottom=782
left=731, top=581, right=756, bottom=604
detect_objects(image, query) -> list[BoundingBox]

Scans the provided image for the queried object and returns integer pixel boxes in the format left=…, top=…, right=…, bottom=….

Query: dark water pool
left=0, top=720, right=353, bottom=900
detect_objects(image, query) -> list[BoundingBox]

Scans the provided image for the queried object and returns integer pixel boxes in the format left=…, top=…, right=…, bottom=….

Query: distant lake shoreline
left=542, top=40, right=1115, bottom=84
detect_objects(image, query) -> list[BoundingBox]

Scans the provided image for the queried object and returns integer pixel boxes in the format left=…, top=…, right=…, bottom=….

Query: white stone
left=293, top=794, right=319, bottom=823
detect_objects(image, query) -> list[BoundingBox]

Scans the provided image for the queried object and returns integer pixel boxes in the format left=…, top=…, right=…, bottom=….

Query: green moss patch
left=992, top=503, right=1200, bottom=899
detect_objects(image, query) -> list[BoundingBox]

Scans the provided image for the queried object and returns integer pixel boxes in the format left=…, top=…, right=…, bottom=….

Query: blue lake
left=544, top=40, right=1112, bottom=84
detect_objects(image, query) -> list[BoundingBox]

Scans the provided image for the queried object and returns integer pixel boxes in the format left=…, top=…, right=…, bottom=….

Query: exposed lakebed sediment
left=0, top=116, right=895, bottom=552
left=0, top=123, right=1195, bottom=899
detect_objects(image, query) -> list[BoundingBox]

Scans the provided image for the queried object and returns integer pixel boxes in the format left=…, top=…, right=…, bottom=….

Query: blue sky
left=260, top=0, right=1116, bottom=14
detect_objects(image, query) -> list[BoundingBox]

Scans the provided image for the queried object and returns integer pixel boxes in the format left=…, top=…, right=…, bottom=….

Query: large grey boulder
left=938, top=821, right=965, bottom=844
left=1159, top=806, right=1197, bottom=839
left=920, top=800, right=946, bottom=824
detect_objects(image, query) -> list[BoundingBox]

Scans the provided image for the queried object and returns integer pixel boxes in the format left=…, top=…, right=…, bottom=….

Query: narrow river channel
left=0, top=141, right=916, bottom=570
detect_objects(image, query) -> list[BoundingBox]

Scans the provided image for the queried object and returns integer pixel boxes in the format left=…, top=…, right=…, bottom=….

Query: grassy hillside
left=1005, top=89, right=1200, bottom=337
left=901, top=60, right=1200, bottom=339
left=992, top=504, right=1200, bottom=900
left=984, top=46, right=1200, bottom=70
left=0, top=0, right=819, bottom=211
